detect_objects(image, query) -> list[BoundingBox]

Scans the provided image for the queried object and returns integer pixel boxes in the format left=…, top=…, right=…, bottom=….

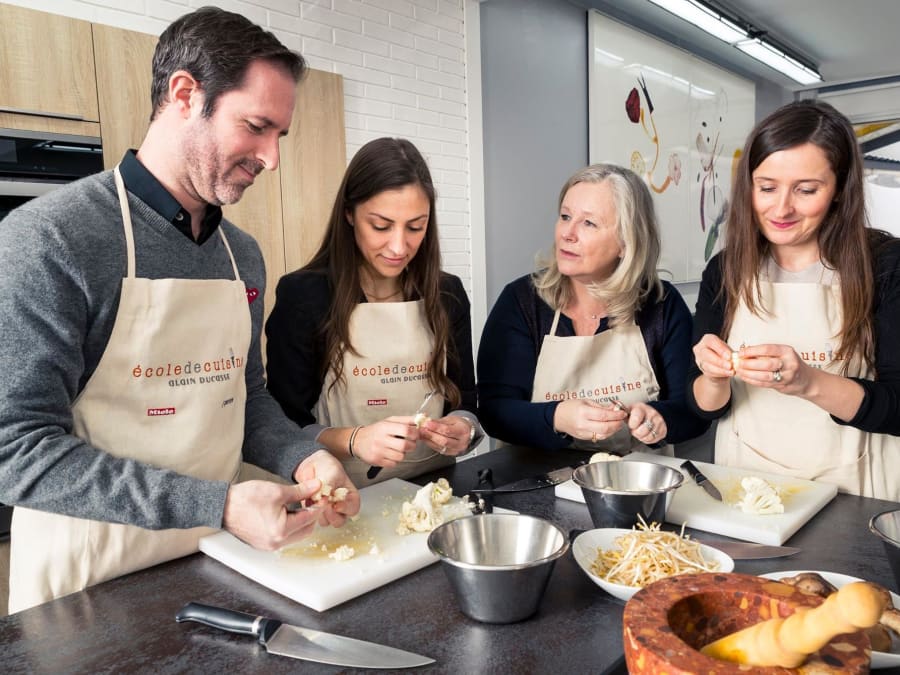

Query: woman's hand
left=351, top=417, right=419, bottom=469
left=693, top=333, right=736, bottom=381
left=733, top=343, right=810, bottom=395
left=419, top=415, right=475, bottom=456
left=692, top=333, right=737, bottom=412
left=626, top=401, right=667, bottom=445
left=553, top=399, right=628, bottom=443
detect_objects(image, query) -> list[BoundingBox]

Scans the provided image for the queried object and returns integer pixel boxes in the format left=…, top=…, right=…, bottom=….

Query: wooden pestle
left=700, top=581, right=887, bottom=668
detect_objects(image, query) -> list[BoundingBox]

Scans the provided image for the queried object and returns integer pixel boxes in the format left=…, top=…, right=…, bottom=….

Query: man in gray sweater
left=0, top=7, right=359, bottom=612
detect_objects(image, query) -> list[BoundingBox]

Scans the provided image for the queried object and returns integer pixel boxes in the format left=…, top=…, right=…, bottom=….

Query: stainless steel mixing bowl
left=427, top=513, right=569, bottom=623
left=870, top=507, right=900, bottom=592
left=572, top=460, right=683, bottom=529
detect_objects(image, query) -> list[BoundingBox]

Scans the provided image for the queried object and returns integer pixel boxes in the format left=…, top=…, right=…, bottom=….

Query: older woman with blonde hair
left=477, top=163, right=707, bottom=453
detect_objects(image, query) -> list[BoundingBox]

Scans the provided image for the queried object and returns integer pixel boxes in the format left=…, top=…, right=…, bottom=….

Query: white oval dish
left=759, top=570, right=900, bottom=670
left=572, top=527, right=734, bottom=602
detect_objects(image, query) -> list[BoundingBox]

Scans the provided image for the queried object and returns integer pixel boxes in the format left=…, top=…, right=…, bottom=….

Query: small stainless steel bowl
left=870, top=508, right=900, bottom=591
left=572, top=460, right=683, bottom=529
left=427, top=513, right=569, bottom=624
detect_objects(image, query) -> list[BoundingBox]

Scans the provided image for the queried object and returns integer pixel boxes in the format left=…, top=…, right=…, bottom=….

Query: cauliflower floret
left=413, top=412, right=430, bottom=428
left=589, top=452, right=622, bottom=463
left=328, top=545, right=355, bottom=561
left=395, top=478, right=455, bottom=535
left=312, top=482, right=349, bottom=503
left=738, top=476, right=784, bottom=515
left=431, top=478, right=453, bottom=505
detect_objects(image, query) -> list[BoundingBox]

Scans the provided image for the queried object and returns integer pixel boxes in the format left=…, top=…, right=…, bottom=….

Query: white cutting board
left=555, top=452, right=837, bottom=545
left=200, top=478, right=485, bottom=611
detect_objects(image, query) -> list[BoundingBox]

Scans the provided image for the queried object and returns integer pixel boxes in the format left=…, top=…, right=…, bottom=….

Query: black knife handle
left=367, top=465, right=383, bottom=480
left=175, top=602, right=282, bottom=643
left=680, top=460, right=705, bottom=482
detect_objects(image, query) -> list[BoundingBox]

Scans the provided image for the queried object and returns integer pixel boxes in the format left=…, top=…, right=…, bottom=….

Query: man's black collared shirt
left=117, top=150, right=222, bottom=245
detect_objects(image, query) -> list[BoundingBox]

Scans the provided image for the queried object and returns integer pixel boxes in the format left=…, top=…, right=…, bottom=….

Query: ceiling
left=715, top=0, right=900, bottom=85
left=581, top=0, right=900, bottom=89
left=579, top=0, right=900, bottom=166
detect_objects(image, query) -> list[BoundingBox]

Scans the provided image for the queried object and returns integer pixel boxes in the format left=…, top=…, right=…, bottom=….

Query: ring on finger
left=773, top=369, right=783, bottom=383
left=591, top=431, right=598, bottom=444
left=644, top=419, right=655, bottom=434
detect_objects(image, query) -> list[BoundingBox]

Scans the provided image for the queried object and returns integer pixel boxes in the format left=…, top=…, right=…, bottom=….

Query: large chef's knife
left=176, top=602, right=434, bottom=669
left=470, top=465, right=581, bottom=494
left=695, top=539, right=801, bottom=560
left=680, top=460, right=723, bottom=501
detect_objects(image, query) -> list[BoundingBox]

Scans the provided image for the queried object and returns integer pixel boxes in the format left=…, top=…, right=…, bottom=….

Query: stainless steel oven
left=0, top=128, right=103, bottom=537
left=0, top=127, right=104, bottom=222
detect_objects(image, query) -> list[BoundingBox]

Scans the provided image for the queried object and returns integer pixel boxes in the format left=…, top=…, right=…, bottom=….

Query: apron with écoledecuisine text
left=531, top=310, right=672, bottom=455
left=313, top=299, right=451, bottom=487
left=9, top=168, right=249, bottom=612
left=716, top=278, right=897, bottom=500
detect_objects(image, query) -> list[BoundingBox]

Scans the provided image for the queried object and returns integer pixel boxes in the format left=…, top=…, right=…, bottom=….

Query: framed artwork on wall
left=588, top=11, right=756, bottom=282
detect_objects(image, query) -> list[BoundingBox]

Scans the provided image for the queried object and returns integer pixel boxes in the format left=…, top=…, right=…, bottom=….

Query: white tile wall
left=5, top=0, right=475, bottom=291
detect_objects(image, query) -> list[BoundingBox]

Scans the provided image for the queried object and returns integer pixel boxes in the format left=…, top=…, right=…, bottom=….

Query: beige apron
left=314, top=300, right=451, bottom=487
left=716, top=279, right=897, bottom=500
left=531, top=310, right=672, bottom=455
left=9, top=168, right=249, bottom=612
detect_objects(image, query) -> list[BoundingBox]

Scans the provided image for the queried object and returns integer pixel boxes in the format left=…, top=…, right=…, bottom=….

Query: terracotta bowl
left=622, top=572, right=872, bottom=674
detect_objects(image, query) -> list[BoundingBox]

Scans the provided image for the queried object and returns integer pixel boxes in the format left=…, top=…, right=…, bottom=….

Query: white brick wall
left=5, top=0, right=475, bottom=291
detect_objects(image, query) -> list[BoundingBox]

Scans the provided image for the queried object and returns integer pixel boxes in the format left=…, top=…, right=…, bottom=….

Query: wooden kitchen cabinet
left=281, top=69, right=347, bottom=273
left=0, top=4, right=99, bottom=123
left=92, top=23, right=157, bottom=167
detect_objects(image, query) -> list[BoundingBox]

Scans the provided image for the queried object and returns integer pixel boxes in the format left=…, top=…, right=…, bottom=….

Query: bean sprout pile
left=590, top=517, right=720, bottom=588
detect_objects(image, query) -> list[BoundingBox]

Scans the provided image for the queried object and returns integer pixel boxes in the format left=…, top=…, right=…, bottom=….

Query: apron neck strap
left=216, top=227, right=241, bottom=282
left=113, top=166, right=137, bottom=279
left=113, top=166, right=242, bottom=282
left=549, top=309, right=562, bottom=336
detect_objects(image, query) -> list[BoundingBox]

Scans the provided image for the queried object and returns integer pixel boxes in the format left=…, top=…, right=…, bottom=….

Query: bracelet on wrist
left=456, top=418, right=479, bottom=454
left=348, top=425, right=362, bottom=458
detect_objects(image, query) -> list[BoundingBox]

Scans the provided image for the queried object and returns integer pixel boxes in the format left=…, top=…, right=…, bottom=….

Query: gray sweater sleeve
left=0, top=173, right=318, bottom=530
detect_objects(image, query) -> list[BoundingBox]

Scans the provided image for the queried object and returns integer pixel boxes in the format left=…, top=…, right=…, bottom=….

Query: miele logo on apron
left=543, top=378, right=643, bottom=402
left=147, top=407, right=176, bottom=416
left=131, top=348, right=245, bottom=388
left=352, top=360, right=428, bottom=385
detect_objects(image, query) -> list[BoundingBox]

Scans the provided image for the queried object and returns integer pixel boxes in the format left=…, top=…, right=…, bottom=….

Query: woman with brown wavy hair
left=689, top=100, right=900, bottom=500
left=266, top=137, right=482, bottom=485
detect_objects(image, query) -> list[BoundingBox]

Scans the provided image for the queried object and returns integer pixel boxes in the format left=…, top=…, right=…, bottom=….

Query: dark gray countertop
left=2, top=445, right=898, bottom=674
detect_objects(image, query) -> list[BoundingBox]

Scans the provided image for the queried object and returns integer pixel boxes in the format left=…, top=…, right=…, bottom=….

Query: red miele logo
left=367, top=399, right=388, bottom=406
left=246, top=287, right=260, bottom=304
left=147, top=407, right=176, bottom=416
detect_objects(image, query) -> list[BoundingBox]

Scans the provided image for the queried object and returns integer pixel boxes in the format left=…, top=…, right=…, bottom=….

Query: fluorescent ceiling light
left=736, top=39, right=823, bottom=85
left=648, top=0, right=748, bottom=43
left=647, top=0, right=823, bottom=85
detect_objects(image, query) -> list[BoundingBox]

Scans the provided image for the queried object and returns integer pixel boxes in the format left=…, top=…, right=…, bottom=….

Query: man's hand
left=293, top=449, right=361, bottom=527
left=222, top=478, right=323, bottom=550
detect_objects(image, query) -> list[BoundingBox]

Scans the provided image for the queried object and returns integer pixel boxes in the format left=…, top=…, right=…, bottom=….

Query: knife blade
left=693, top=539, right=801, bottom=560
left=176, top=602, right=434, bottom=669
left=471, top=465, right=580, bottom=493
left=680, top=460, right=723, bottom=501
